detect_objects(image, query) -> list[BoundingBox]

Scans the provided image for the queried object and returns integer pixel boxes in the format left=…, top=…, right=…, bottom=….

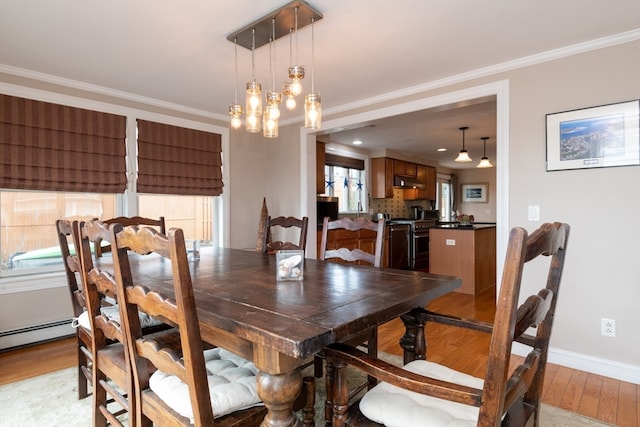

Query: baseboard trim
left=0, top=320, right=74, bottom=351
left=513, top=342, right=640, bottom=385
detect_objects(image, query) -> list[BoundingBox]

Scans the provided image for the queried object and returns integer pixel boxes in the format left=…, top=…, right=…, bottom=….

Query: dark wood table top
left=128, top=246, right=461, bottom=360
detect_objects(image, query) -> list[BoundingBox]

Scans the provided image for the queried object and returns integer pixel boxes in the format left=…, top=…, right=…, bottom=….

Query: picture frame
left=546, top=100, right=639, bottom=171
left=461, top=183, right=488, bottom=203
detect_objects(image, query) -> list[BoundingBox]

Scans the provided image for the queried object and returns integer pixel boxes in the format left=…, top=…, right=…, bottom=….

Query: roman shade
left=0, top=94, right=127, bottom=193
left=136, top=120, right=223, bottom=196
left=325, top=153, right=364, bottom=170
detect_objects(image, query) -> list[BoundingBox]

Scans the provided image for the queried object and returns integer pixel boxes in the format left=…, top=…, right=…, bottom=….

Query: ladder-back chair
left=261, top=215, right=309, bottom=254
left=324, top=222, right=570, bottom=427
left=109, top=223, right=268, bottom=426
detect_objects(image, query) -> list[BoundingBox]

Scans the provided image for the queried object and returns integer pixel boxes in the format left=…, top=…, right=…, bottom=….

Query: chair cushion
left=74, top=305, right=163, bottom=331
left=359, top=360, right=484, bottom=427
left=149, top=347, right=263, bottom=421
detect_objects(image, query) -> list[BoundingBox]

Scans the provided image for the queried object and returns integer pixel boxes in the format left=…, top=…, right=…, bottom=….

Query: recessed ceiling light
left=353, top=140, right=363, bottom=145
left=437, top=148, right=447, bottom=152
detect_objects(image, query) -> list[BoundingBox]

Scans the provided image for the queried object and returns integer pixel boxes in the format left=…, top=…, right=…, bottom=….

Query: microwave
left=317, top=196, right=338, bottom=221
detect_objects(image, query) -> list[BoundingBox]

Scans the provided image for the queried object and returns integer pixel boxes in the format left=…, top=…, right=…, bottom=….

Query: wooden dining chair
left=319, top=216, right=386, bottom=267
left=94, top=215, right=165, bottom=257
left=74, top=219, right=137, bottom=427
left=108, top=222, right=268, bottom=427
left=56, top=219, right=93, bottom=400
left=317, top=216, right=387, bottom=394
left=323, top=222, right=570, bottom=427
left=261, top=215, right=309, bottom=254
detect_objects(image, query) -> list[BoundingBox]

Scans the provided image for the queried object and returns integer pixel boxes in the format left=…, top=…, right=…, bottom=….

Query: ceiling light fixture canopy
left=477, top=136, right=494, bottom=168
left=226, top=0, right=323, bottom=136
left=454, top=126, right=472, bottom=162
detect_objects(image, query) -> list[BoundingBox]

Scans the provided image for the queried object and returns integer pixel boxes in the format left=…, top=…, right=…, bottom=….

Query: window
left=0, top=191, right=116, bottom=273
left=323, top=165, right=367, bottom=214
left=437, top=175, right=453, bottom=221
left=138, top=194, right=213, bottom=241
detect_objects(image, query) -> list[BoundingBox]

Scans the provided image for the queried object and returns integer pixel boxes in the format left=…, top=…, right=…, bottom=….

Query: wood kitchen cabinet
left=393, top=159, right=416, bottom=177
left=316, top=142, right=326, bottom=194
left=403, top=165, right=437, bottom=201
left=429, top=226, right=496, bottom=295
left=371, top=157, right=394, bottom=198
left=372, top=157, right=436, bottom=200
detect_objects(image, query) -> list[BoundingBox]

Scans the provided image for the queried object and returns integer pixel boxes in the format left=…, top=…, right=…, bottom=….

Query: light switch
left=528, top=205, right=540, bottom=221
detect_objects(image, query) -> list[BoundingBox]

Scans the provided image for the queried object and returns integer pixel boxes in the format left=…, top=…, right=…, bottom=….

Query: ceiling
left=1, top=1, right=638, bottom=169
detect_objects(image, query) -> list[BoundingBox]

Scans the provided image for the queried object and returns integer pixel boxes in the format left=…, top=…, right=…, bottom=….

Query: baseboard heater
left=0, top=319, right=74, bottom=351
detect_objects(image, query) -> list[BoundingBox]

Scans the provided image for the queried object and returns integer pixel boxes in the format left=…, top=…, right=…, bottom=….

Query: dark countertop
left=433, top=223, right=496, bottom=230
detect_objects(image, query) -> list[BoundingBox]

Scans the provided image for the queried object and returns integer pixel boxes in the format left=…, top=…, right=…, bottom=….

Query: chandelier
left=227, top=0, right=323, bottom=137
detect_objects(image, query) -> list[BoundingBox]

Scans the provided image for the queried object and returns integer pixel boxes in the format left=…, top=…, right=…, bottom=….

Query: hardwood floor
left=1, top=291, right=638, bottom=426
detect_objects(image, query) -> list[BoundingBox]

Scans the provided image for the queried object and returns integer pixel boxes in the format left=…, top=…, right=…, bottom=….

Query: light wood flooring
left=1, top=290, right=637, bottom=426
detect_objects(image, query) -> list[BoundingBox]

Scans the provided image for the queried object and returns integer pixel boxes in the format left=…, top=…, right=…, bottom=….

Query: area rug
left=1, top=362, right=614, bottom=427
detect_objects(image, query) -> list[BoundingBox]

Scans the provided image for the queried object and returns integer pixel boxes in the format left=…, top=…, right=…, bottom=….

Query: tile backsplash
left=369, top=189, right=429, bottom=218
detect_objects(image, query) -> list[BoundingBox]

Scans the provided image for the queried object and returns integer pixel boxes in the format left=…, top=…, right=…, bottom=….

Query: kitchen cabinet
left=403, top=165, right=437, bottom=201
left=316, top=142, right=325, bottom=194
left=317, top=227, right=389, bottom=267
left=372, top=157, right=436, bottom=200
left=429, top=226, right=496, bottom=295
left=371, top=157, right=394, bottom=198
left=393, top=159, right=416, bottom=177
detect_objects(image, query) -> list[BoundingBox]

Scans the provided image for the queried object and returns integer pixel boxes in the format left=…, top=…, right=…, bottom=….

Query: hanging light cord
left=311, top=17, right=315, bottom=92
left=233, top=37, right=239, bottom=103
left=251, top=27, right=256, bottom=81
left=271, top=18, right=276, bottom=90
left=294, top=6, right=299, bottom=64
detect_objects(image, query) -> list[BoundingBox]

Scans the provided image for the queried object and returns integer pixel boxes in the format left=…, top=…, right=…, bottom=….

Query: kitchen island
left=429, top=224, right=496, bottom=295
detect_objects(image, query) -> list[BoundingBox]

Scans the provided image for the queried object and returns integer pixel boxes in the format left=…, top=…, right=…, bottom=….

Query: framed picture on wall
left=461, top=183, right=488, bottom=203
left=546, top=99, right=640, bottom=171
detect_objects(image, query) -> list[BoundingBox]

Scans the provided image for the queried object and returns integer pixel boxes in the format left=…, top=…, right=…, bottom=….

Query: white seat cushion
left=74, top=305, right=163, bottom=331
left=149, top=347, right=263, bottom=422
left=359, top=360, right=484, bottom=427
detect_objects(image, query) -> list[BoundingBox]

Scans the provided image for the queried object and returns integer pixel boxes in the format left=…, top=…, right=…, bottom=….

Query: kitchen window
left=323, top=165, right=367, bottom=214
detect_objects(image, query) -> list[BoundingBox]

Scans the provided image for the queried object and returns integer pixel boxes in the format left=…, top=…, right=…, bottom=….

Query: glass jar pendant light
left=304, top=17, right=321, bottom=129
left=245, top=27, right=261, bottom=133
left=454, top=126, right=472, bottom=162
left=287, top=6, right=305, bottom=97
left=229, top=37, right=243, bottom=129
left=264, top=19, right=281, bottom=138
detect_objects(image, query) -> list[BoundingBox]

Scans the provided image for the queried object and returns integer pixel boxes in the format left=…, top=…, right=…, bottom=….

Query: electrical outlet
left=446, top=239, right=456, bottom=246
left=601, top=318, right=616, bottom=337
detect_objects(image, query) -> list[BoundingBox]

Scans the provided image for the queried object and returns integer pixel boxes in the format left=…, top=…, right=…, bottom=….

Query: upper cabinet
left=371, top=158, right=395, bottom=198
left=371, top=157, right=436, bottom=200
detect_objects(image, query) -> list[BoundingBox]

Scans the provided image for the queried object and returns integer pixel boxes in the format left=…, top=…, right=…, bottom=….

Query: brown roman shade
left=0, top=94, right=127, bottom=192
left=325, top=153, right=365, bottom=170
left=136, top=120, right=223, bottom=196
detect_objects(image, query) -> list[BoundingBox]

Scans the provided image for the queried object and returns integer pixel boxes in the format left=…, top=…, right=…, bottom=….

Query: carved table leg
left=400, top=308, right=427, bottom=364
left=257, top=369, right=302, bottom=427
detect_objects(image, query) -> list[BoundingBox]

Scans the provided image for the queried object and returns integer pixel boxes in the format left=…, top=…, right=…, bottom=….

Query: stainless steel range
left=388, top=211, right=438, bottom=271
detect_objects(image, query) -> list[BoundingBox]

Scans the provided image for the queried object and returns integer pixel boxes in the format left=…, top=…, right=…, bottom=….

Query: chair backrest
left=479, top=222, right=570, bottom=425
left=319, top=217, right=385, bottom=268
left=56, top=219, right=85, bottom=317
left=95, top=216, right=166, bottom=257
left=261, top=215, right=309, bottom=254
left=108, top=222, right=216, bottom=426
left=74, top=220, right=124, bottom=343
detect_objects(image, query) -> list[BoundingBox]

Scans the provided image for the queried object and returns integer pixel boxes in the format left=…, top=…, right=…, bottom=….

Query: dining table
left=123, top=246, right=461, bottom=427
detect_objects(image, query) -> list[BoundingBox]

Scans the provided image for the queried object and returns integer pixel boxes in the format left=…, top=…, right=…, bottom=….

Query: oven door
left=411, top=232, right=430, bottom=271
